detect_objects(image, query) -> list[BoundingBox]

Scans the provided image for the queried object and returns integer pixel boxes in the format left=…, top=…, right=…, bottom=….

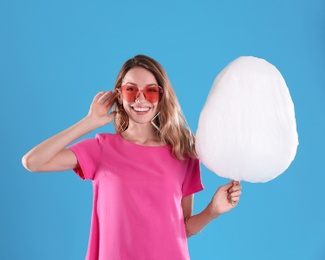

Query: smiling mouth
left=132, top=106, right=150, bottom=112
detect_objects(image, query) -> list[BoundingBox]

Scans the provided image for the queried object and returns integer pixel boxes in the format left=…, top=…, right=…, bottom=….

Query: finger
left=98, top=91, right=113, bottom=104
left=228, top=194, right=240, bottom=203
left=94, top=91, right=106, bottom=102
left=228, top=185, right=242, bottom=193
left=227, top=192, right=240, bottom=199
left=101, top=90, right=118, bottom=105
left=231, top=198, right=240, bottom=206
left=228, top=188, right=241, bottom=198
left=221, top=181, right=234, bottom=191
left=231, top=190, right=242, bottom=197
left=104, top=90, right=118, bottom=107
left=107, top=111, right=117, bottom=122
left=229, top=190, right=242, bottom=197
left=228, top=182, right=242, bottom=192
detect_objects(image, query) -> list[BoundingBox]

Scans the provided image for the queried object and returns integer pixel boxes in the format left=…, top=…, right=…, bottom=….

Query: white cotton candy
left=195, top=56, right=298, bottom=183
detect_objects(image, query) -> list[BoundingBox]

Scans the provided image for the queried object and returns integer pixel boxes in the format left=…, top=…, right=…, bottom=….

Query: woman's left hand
left=208, top=180, right=242, bottom=217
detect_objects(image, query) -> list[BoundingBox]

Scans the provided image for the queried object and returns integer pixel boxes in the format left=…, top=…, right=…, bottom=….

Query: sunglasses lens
left=143, top=85, right=160, bottom=103
left=120, top=85, right=162, bottom=102
left=121, top=86, right=138, bottom=102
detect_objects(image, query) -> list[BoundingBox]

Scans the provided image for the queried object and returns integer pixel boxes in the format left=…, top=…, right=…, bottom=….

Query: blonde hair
left=113, top=54, right=196, bottom=160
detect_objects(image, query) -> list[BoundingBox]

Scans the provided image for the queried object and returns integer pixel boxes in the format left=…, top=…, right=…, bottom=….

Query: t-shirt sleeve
left=68, top=135, right=102, bottom=180
left=182, top=158, right=204, bottom=197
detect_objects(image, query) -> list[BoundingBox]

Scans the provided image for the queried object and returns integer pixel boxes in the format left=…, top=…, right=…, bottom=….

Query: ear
left=116, top=90, right=123, bottom=104
left=118, top=95, right=123, bottom=105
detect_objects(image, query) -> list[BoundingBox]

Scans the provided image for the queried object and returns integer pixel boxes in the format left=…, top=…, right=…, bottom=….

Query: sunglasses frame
left=118, top=84, right=163, bottom=103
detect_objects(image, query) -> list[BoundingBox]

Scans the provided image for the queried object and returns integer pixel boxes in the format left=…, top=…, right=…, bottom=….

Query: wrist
left=206, top=202, right=221, bottom=219
left=81, top=116, right=102, bottom=132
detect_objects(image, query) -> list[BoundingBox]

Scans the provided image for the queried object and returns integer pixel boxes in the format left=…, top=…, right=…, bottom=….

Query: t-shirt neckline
left=117, top=133, right=171, bottom=149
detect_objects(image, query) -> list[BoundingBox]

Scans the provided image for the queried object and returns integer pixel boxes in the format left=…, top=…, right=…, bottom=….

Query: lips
left=132, top=106, right=150, bottom=112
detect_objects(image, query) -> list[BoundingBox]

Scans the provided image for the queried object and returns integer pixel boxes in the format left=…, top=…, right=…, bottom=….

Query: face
left=119, top=67, right=162, bottom=127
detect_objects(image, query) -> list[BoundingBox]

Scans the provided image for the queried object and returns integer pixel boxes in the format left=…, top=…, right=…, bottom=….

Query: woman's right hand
left=87, top=90, right=118, bottom=127
left=22, top=90, right=119, bottom=172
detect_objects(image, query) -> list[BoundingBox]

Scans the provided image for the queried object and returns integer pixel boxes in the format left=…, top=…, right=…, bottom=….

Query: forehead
left=122, top=67, right=157, bottom=85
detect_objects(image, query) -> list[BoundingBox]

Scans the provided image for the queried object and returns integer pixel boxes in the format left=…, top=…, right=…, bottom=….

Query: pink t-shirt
left=69, top=133, right=204, bottom=260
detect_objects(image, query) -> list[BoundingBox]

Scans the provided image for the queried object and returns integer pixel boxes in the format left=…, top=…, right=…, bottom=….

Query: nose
left=135, top=91, right=146, bottom=102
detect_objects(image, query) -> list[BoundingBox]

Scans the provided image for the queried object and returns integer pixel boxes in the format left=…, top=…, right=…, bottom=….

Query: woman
left=22, top=54, right=242, bottom=260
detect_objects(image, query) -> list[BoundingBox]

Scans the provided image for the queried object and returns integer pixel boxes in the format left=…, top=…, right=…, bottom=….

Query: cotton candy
left=195, top=56, right=298, bottom=183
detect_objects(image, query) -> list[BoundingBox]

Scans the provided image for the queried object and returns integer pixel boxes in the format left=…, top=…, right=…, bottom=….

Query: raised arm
left=22, top=90, right=117, bottom=172
left=182, top=180, right=242, bottom=237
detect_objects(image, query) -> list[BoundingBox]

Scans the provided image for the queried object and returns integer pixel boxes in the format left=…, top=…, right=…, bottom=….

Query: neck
left=121, top=123, right=164, bottom=146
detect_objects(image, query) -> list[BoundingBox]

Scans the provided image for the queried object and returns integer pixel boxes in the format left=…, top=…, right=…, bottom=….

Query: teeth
left=133, top=107, right=150, bottom=112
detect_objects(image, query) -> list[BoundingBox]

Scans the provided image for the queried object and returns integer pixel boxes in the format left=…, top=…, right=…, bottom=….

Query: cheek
left=152, top=104, right=160, bottom=115
left=122, top=101, right=130, bottom=111
left=155, top=102, right=161, bottom=112
left=122, top=101, right=135, bottom=115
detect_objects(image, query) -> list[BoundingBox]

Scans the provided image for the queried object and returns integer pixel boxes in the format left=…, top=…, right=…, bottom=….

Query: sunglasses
left=119, top=85, right=163, bottom=103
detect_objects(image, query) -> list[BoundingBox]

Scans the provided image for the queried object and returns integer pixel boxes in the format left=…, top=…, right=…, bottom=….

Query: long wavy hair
left=113, top=54, right=196, bottom=160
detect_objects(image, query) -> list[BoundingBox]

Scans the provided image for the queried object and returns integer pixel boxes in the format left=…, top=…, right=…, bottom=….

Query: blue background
left=1, top=0, right=324, bottom=259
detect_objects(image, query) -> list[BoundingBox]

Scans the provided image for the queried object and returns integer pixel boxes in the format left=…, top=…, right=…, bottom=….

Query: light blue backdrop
left=1, top=0, right=324, bottom=259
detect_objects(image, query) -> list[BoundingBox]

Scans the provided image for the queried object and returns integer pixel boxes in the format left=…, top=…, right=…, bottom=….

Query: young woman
left=22, top=55, right=242, bottom=260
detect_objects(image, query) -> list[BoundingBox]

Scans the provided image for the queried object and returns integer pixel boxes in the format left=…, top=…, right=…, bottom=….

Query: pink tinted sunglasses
left=119, top=84, right=163, bottom=103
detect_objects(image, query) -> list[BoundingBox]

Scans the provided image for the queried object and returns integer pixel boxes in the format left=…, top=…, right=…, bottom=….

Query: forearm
left=185, top=202, right=219, bottom=237
left=22, top=116, right=98, bottom=172
left=185, top=181, right=242, bottom=237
